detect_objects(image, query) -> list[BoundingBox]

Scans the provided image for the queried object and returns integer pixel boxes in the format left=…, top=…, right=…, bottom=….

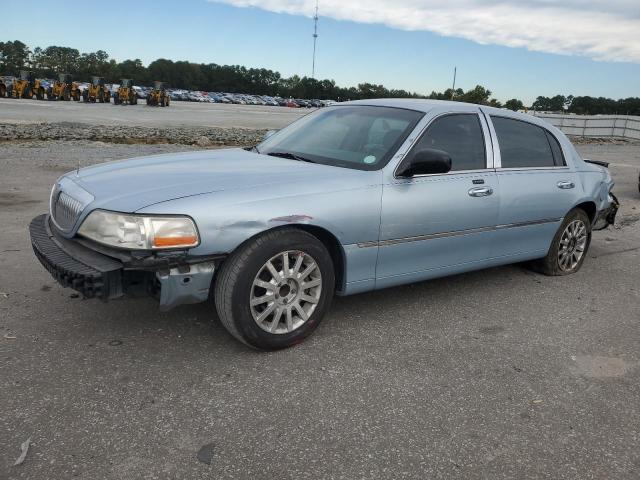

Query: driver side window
left=412, top=114, right=487, bottom=171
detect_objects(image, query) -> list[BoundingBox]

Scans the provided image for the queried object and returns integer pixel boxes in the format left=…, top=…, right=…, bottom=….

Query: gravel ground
left=0, top=140, right=639, bottom=480
left=0, top=123, right=266, bottom=146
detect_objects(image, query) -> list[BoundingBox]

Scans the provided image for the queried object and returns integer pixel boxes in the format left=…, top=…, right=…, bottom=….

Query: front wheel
left=532, top=208, right=591, bottom=276
left=214, top=228, right=335, bottom=350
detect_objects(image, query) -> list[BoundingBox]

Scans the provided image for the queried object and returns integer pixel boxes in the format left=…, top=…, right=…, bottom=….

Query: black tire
left=531, top=208, right=592, bottom=276
left=63, top=88, right=70, bottom=101
left=214, top=228, right=335, bottom=350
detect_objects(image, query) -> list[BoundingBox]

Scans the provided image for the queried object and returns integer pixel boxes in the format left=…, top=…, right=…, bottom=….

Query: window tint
left=492, top=117, right=556, bottom=168
left=412, top=114, right=486, bottom=171
left=545, top=130, right=566, bottom=166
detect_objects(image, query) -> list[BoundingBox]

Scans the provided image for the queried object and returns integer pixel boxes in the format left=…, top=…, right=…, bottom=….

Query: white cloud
left=210, top=0, right=640, bottom=62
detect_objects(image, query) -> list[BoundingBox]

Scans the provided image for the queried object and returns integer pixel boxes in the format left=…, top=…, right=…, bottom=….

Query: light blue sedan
left=30, top=99, right=619, bottom=349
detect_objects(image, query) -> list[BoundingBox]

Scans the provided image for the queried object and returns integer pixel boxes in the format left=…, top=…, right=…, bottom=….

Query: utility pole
left=451, top=66, right=457, bottom=100
left=312, top=0, right=319, bottom=79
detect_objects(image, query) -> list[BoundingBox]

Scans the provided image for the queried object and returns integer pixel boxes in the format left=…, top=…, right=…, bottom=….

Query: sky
left=3, top=0, right=639, bottom=104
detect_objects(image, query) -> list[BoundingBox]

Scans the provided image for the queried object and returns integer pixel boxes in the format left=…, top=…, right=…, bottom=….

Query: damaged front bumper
left=29, top=214, right=224, bottom=310
left=592, top=192, right=620, bottom=230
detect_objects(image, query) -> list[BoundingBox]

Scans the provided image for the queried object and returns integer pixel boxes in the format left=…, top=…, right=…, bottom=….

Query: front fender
left=136, top=184, right=383, bottom=257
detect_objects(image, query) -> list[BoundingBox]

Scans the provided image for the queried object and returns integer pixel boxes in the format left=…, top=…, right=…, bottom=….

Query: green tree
left=34, top=46, right=81, bottom=77
left=0, top=40, right=31, bottom=74
left=505, top=99, right=524, bottom=111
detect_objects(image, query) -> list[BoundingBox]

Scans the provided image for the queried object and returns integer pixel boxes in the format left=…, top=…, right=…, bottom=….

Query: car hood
left=68, top=148, right=365, bottom=213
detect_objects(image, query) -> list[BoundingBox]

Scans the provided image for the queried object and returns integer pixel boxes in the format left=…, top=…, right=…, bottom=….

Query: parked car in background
left=30, top=99, right=618, bottom=350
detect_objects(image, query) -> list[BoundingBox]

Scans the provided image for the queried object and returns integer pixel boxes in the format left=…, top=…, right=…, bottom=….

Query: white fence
left=530, top=113, right=640, bottom=140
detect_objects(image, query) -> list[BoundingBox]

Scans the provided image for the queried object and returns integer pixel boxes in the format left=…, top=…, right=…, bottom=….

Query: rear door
left=484, top=113, right=580, bottom=258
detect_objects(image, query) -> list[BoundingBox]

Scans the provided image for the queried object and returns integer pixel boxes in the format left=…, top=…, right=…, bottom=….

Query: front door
left=376, top=112, right=499, bottom=289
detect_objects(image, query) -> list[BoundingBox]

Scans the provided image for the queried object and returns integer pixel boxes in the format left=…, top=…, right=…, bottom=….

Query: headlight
left=78, top=210, right=199, bottom=250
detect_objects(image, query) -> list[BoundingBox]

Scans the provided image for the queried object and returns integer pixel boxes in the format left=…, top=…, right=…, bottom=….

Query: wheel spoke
left=256, top=303, right=276, bottom=323
left=292, top=254, right=304, bottom=275
left=293, top=303, right=308, bottom=321
left=269, top=307, right=283, bottom=332
left=285, top=307, right=294, bottom=332
left=299, top=262, right=317, bottom=280
left=301, top=278, right=321, bottom=290
left=282, top=252, right=290, bottom=277
left=251, top=294, right=275, bottom=306
left=254, top=279, right=275, bottom=291
left=266, top=261, right=282, bottom=281
left=299, top=294, right=319, bottom=304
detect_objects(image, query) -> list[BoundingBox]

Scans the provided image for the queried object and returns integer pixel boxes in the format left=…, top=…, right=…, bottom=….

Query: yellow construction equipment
left=8, top=71, right=46, bottom=99
left=48, top=74, right=81, bottom=101
left=0, top=76, right=8, bottom=97
left=146, top=81, right=170, bottom=107
left=113, top=79, right=137, bottom=105
left=83, top=76, right=111, bottom=103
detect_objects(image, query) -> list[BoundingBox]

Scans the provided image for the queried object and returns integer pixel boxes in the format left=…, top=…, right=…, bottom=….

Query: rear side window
left=545, top=131, right=566, bottom=166
left=412, top=114, right=486, bottom=171
left=492, top=117, right=557, bottom=168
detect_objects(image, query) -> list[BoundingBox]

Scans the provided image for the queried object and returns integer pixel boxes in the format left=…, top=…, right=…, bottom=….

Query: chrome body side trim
left=357, top=217, right=562, bottom=248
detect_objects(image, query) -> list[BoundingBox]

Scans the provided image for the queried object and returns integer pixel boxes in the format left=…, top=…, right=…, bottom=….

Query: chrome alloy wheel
left=250, top=251, right=322, bottom=334
left=558, top=219, right=588, bottom=272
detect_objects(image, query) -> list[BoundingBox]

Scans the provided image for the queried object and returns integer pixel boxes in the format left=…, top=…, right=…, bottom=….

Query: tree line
left=1, top=40, right=638, bottom=114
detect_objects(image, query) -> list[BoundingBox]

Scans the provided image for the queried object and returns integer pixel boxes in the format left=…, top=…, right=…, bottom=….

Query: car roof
left=341, top=98, right=554, bottom=130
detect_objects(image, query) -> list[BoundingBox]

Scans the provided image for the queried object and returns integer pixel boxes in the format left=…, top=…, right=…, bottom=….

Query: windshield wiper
left=266, top=151, right=316, bottom=163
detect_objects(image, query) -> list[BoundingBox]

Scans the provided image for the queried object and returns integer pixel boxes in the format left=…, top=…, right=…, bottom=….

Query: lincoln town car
left=30, top=99, right=619, bottom=349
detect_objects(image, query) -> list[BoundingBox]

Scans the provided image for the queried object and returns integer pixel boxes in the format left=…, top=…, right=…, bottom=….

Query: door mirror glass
left=397, top=148, right=452, bottom=177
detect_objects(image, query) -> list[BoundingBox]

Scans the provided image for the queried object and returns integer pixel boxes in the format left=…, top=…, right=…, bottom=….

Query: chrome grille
left=51, top=190, right=83, bottom=231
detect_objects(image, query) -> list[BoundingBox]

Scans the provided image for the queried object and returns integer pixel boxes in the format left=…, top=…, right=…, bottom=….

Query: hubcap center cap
left=279, top=284, right=291, bottom=297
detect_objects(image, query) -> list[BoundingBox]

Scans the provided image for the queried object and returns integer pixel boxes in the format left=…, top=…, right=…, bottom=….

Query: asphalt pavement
left=0, top=139, right=639, bottom=479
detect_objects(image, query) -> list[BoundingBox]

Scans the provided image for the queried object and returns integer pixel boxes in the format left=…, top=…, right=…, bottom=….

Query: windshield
left=258, top=105, right=423, bottom=170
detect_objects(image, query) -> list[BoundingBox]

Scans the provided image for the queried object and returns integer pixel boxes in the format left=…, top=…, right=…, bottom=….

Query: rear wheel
left=532, top=208, right=591, bottom=276
left=214, top=228, right=335, bottom=350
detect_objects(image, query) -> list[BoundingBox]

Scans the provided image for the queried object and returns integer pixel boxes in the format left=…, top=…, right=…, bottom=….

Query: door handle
left=557, top=181, right=575, bottom=189
left=468, top=186, right=493, bottom=197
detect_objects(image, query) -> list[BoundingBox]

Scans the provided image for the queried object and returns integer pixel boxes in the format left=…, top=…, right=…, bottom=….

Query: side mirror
left=397, top=148, right=452, bottom=177
left=263, top=129, right=278, bottom=141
